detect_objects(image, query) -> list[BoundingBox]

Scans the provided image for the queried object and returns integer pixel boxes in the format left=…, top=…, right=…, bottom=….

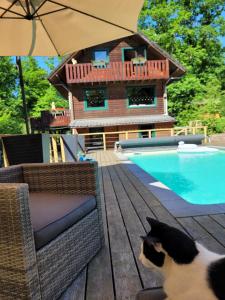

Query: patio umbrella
left=0, top=0, right=144, bottom=133
left=0, top=0, right=143, bottom=56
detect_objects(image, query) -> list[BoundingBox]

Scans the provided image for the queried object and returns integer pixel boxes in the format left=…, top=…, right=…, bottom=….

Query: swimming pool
left=129, top=151, right=225, bottom=205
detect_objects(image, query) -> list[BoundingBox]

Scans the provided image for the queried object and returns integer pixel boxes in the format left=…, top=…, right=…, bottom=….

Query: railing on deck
left=79, top=126, right=208, bottom=151
left=66, top=60, right=169, bottom=83
left=1, top=126, right=208, bottom=166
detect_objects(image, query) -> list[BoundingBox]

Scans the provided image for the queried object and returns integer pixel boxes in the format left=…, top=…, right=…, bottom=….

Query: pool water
left=129, top=151, right=225, bottom=205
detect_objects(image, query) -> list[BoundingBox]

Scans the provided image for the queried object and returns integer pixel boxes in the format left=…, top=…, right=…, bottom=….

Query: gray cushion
left=136, top=288, right=166, bottom=300
left=29, top=192, right=96, bottom=250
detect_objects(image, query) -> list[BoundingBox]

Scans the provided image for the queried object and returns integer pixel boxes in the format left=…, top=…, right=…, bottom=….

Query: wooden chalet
left=49, top=33, right=185, bottom=143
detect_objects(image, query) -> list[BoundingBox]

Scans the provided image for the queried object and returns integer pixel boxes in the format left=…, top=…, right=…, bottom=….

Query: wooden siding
left=66, top=60, right=169, bottom=84
left=76, top=35, right=165, bottom=64
left=72, top=82, right=165, bottom=120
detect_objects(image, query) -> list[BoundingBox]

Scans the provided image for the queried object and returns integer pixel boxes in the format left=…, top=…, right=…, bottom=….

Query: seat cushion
left=29, top=192, right=96, bottom=250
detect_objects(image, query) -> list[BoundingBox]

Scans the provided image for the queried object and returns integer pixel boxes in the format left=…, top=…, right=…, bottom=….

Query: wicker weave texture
left=0, top=183, right=41, bottom=300
left=0, top=165, right=24, bottom=183
left=37, top=209, right=101, bottom=300
left=0, top=162, right=104, bottom=299
left=23, top=162, right=97, bottom=195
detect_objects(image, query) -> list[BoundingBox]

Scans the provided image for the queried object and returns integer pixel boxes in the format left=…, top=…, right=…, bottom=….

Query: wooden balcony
left=66, top=60, right=169, bottom=84
left=30, top=110, right=70, bottom=131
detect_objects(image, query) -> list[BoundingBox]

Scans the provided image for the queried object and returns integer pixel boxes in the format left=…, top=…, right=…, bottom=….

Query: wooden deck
left=61, top=150, right=225, bottom=300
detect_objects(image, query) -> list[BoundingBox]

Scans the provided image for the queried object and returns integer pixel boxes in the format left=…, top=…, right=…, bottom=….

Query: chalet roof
left=70, top=114, right=175, bottom=128
left=138, top=32, right=186, bottom=73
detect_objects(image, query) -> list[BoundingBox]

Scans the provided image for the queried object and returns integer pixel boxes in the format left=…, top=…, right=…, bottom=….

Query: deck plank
left=194, top=216, right=225, bottom=247
left=178, top=217, right=225, bottom=254
left=101, top=164, right=142, bottom=299
left=108, top=164, right=163, bottom=288
left=115, top=165, right=156, bottom=232
left=210, top=214, right=225, bottom=228
left=60, top=269, right=86, bottom=300
left=85, top=152, right=115, bottom=300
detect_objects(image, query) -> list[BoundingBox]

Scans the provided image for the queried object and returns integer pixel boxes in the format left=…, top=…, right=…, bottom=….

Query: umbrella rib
left=1, top=0, right=17, bottom=17
left=0, top=16, right=24, bottom=19
left=47, top=0, right=135, bottom=34
left=33, top=8, right=67, bottom=18
left=0, top=7, right=25, bottom=18
left=38, top=17, right=60, bottom=56
left=25, top=0, right=31, bottom=16
left=0, top=0, right=23, bottom=18
left=29, top=0, right=60, bottom=55
left=18, top=0, right=27, bottom=14
left=31, top=0, right=48, bottom=17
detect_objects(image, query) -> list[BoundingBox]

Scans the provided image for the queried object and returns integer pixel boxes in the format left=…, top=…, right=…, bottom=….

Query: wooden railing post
left=52, top=136, right=59, bottom=163
left=125, top=131, right=128, bottom=140
left=103, top=133, right=106, bottom=151
left=192, top=127, right=196, bottom=135
left=170, top=128, right=174, bottom=136
left=60, top=137, right=66, bottom=162
left=204, top=126, right=208, bottom=143
left=2, top=142, right=9, bottom=167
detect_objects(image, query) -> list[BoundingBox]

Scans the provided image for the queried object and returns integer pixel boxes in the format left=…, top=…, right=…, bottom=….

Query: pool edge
left=118, top=154, right=225, bottom=217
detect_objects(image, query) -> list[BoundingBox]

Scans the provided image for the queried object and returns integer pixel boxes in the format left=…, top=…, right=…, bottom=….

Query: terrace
left=65, top=60, right=169, bottom=84
left=0, top=137, right=225, bottom=298
left=60, top=150, right=225, bottom=300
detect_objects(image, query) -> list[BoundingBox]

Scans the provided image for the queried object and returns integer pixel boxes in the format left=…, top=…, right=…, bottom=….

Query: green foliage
left=139, top=0, right=225, bottom=132
left=0, top=56, right=67, bottom=133
left=0, top=113, right=22, bottom=134
left=32, top=87, right=68, bottom=117
left=0, top=57, right=23, bottom=134
left=20, top=57, right=67, bottom=118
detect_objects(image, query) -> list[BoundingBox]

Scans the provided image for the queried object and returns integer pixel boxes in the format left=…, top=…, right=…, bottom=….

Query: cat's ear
left=146, top=217, right=161, bottom=228
left=144, top=236, right=163, bottom=253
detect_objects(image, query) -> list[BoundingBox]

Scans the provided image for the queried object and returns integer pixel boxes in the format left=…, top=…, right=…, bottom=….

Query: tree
left=20, top=57, right=67, bottom=118
left=139, top=0, right=225, bottom=129
left=0, top=57, right=23, bottom=134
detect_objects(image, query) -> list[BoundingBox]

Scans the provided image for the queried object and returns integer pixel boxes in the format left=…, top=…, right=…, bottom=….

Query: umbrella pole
left=16, top=56, right=30, bottom=134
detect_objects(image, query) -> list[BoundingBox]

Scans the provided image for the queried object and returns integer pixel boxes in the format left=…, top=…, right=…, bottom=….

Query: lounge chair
left=0, top=162, right=104, bottom=299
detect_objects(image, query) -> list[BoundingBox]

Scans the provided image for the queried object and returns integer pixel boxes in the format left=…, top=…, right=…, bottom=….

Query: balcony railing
left=30, top=111, right=70, bottom=131
left=66, top=60, right=169, bottom=84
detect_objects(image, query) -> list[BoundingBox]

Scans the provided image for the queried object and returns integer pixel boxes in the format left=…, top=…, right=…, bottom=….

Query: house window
left=92, top=50, right=109, bottom=68
left=84, top=88, right=108, bottom=111
left=127, top=86, right=156, bottom=107
left=123, top=47, right=147, bottom=62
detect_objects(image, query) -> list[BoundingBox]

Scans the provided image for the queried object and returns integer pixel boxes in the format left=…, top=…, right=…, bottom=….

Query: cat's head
left=139, top=218, right=199, bottom=270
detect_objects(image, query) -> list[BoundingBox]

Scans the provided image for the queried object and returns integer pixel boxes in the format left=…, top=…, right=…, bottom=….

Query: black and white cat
left=139, top=217, right=225, bottom=300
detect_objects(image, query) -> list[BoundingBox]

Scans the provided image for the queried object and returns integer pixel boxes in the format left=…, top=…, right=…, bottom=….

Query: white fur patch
left=139, top=241, right=225, bottom=300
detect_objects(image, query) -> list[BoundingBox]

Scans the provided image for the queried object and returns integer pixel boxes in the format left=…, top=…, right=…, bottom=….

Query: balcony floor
left=60, top=150, right=225, bottom=300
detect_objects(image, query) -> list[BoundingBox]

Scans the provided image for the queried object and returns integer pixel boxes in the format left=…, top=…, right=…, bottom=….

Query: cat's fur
left=139, top=217, right=225, bottom=300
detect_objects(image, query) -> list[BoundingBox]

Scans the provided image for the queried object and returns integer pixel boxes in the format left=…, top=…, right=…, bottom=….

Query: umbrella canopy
left=0, top=0, right=144, bottom=56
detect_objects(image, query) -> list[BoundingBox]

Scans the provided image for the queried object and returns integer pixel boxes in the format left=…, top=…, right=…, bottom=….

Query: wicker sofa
left=0, top=162, right=104, bottom=300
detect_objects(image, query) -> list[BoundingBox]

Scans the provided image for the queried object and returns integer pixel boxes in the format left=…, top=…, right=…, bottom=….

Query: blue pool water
left=129, top=151, right=225, bottom=205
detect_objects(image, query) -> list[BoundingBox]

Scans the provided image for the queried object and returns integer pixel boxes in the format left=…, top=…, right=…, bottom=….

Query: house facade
left=49, top=33, right=185, bottom=145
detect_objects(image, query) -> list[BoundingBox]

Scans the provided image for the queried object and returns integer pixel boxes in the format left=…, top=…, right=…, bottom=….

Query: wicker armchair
left=0, top=162, right=104, bottom=300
